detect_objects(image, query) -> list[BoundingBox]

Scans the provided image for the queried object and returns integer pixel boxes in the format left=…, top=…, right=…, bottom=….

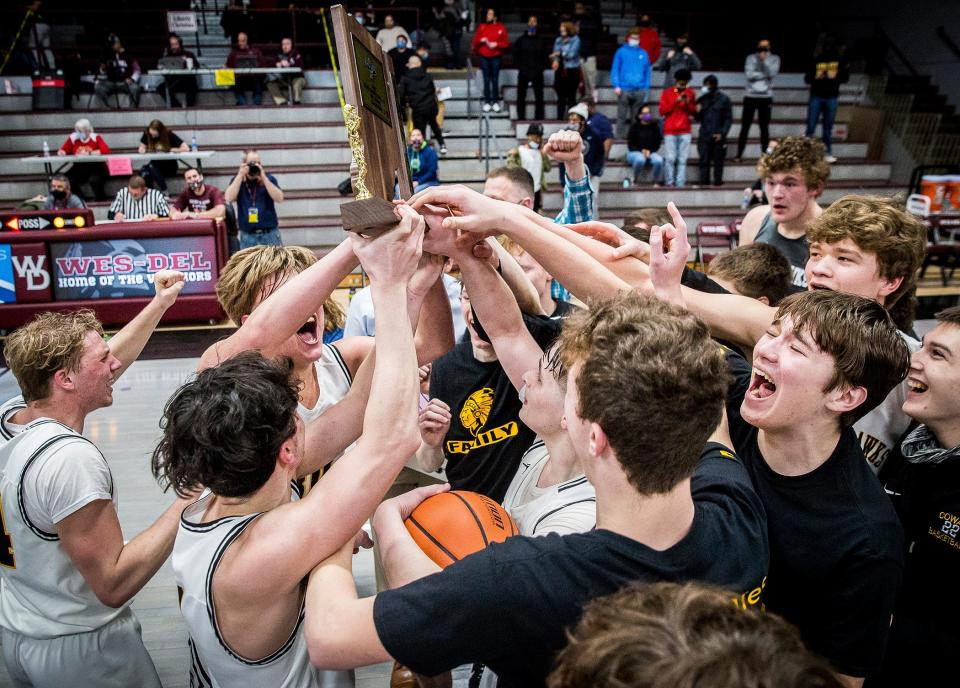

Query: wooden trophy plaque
left=331, top=5, right=412, bottom=235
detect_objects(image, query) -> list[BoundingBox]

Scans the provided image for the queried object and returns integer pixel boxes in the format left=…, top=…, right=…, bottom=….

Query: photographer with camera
left=225, top=149, right=284, bottom=248
left=658, top=68, right=697, bottom=187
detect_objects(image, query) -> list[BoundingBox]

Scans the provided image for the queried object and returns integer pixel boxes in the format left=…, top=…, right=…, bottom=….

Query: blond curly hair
left=5, top=309, right=104, bottom=402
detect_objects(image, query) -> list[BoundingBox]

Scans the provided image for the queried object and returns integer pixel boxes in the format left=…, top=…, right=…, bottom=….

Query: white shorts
left=2, top=609, right=161, bottom=688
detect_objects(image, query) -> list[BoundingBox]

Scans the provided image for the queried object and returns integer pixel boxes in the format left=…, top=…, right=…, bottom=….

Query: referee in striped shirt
left=108, top=174, right=170, bottom=221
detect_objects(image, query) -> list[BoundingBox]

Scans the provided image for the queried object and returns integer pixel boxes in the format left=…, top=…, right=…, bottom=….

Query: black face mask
left=639, top=20, right=650, bottom=27
left=51, top=189, right=66, bottom=200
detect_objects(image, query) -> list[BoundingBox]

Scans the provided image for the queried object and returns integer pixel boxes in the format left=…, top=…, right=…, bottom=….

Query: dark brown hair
left=757, top=135, right=830, bottom=189
left=622, top=208, right=671, bottom=242
left=936, top=305, right=960, bottom=327
left=144, top=119, right=172, bottom=151
left=708, top=243, right=793, bottom=305
left=548, top=582, right=842, bottom=688
left=775, top=290, right=910, bottom=427
left=558, top=293, right=730, bottom=495
left=152, top=352, right=301, bottom=498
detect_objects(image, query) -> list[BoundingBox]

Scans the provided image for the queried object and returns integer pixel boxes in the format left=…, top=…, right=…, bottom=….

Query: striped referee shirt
left=108, top=187, right=169, bottom=220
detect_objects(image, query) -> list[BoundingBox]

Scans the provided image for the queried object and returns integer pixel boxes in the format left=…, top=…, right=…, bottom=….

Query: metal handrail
left=478, top=111, right=503, bottom=175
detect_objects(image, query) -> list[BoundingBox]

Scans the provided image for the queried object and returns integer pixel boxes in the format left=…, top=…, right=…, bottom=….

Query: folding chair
left=921, top=216, right=959, bottom=287
left=696, top=222, right=737, bottom=272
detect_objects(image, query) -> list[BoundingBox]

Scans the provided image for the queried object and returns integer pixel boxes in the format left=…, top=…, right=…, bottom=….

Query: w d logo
left=12, top=255, right=50, bottom=291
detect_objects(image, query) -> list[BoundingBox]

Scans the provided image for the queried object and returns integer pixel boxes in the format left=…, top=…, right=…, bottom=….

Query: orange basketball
left=405, top=490, right=519, bottom=568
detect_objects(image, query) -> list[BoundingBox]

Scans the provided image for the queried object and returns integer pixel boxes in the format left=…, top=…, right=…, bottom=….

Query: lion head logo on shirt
left=460, top=387, right=494, bottom=437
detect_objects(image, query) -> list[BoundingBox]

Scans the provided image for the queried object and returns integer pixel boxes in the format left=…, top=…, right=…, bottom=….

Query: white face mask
left=517, top=385, right=527, bottom=404
left=628, top=38, right=640, bottom=48
left=529, top=141, right=540, bottom=149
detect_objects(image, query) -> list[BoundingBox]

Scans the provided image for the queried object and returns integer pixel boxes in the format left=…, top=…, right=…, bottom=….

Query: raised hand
left=408, top=185, right=508, bottom=236
left=543, top=130, right=583, bottom=163
left=152, top=269, right=186, bottom=308
left=350, top=204, right=425, bottom=287
left=648, top=202, right=690, bottom=306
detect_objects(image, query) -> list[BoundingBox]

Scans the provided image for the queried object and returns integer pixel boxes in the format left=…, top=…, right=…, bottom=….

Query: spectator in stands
left=580, top=96, right=614, bottom=159
left=738, top=136, right=829, bottom=287
left=550, top=22, right=582, bottom=120
left=707, top=243, right=793, bottom=306
left=96, top=37, right=141, bottom=109
left=398, top=55, right=446, bottom=156
left=626, top=105, right=664, bottom=186
left=611, top=27, right=652, bottom=138
left=266, top=37, right=306, bottom=106
left=696, top=74, right=733, bottom=186
left=805, top=37, right=849, bottom=163
left=622, top=207, right=670, bottom=242
left=742, top=139, right=778, bottom=208
left=636, top=13, right=661, bottom=63
left=226, top=32, right=263, bottom=106
left=408, top=128, right=440, bottom=190
left=548, top=582, right=843, bottom=688
left=376, top=15, right=408, bottom=52
left=507, top=123, right=550, bottom=212
left=352, top=10, right=374, bottom=33
left=138, top=119, right=189, bottom=193
left=108, top=175, right=169, bottom=221
left=28, top=174, right=86, bottom=211
left=657, top=33, right=702, bottom=87
left=513, top=15, right=550, bottom=121
left=224, top=149, right=284, bottom=248
left=57, top=118, right=110, bottom=201
left=659, top=68, right=697, bottom=187
left=434, top=0, right=468, bottom=69
left=472, top=8, right=509, bottom=112
left=735, top=39, right=780, bottom=161
left=160, top=34, right=198, bottom=108
left=170, top=168, right=234, bottom=253
left=388, top=37, right=414, bottom=82
left=565, top=103, right=609, bottom=218
left=573, top=2, right=601, bottom=101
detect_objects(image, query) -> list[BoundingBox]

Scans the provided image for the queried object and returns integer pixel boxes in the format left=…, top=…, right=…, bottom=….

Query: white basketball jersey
left=174, top=493, right=353, bottom=688
left=0, top=394, right=28, bottom=444
left=0, top=418, right=124, bottom=638
left=501, top=439, right=596, bottom=536
left=297, top=344, right=353, bottom=424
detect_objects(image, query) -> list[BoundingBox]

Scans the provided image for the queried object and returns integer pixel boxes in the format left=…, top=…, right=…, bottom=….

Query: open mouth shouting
left=296, top=314, right=320, bottom=346
left=748, top=368, right=777, bottom=400
left=907, top=378, right=928, bottom=395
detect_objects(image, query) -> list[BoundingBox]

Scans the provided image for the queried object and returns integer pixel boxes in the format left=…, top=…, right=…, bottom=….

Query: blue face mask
left=527, top=27, right=536, bottom=35
left=419, top=52, right=429, bottom=61
left=397, top=39, right=407, bottom=49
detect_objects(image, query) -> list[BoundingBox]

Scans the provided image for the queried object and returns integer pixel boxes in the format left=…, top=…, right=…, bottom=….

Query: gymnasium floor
left=0, top=355, right=393, bottom=688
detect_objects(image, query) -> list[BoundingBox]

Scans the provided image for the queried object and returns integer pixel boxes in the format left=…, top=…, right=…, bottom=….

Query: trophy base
left=341, top=197, right=399, bottom=236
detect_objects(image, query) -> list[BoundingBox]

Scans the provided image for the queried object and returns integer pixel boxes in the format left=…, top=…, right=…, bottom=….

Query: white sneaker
left=440, top=145, right=448, bottom=156
left=824, top=154, right=838, bottom=163
left=492, top=102, right=501, bottom=112
left=482, top=102, right=491, bottom=112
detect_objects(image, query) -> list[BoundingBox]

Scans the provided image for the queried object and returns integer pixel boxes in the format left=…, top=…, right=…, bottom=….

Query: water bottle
left=191, top=135, right=198, bottom=152
left=42, top=139, right=50, bottom=157
left=622, top=178, right=630, bottom=189
left=740, top=192, right=751, bottom=210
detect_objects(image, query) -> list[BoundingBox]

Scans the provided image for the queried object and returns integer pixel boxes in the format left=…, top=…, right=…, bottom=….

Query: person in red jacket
left=637, top=13, right=661, bottom=64
left=658, top=68, right=696, bottom=187
left=57, top=117, right=111, bottom=201
left=471, top=7, right=509, bottom=112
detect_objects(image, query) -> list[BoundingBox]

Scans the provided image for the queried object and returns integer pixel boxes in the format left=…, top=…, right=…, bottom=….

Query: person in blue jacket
left=611, top=26, right=652, bottom=138
left=408, top=128, right=440, bottom=190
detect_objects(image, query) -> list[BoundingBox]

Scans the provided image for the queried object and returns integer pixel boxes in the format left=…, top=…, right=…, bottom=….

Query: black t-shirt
left=140, top=131, right=184, bottom=152
left=725, top=351, right=903, bottom=678
left=429, top=341, right=537, bottom=502
left=881, top=446, right=960, bottom=666
left=374, top=443, right=768, bottom=687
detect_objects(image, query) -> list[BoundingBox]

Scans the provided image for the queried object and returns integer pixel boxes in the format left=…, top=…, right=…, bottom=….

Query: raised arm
left=409, top=186, right=631, bottom=305
left=219, top=206, right=424, bottom=591
left=108, top=270, right=185, bottom=377
left=647, top=204, right=776, bottom=348
left=456, top=246, right=543, bottom=390
left=198, top=239, right=359, bottom=370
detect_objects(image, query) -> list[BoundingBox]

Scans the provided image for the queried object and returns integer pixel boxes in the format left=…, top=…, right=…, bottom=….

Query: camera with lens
left=246, top=163, right=261, bottom=177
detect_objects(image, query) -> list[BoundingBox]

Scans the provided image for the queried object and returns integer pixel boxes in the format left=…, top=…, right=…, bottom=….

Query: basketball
left=405, top=491, right=519, bottom=568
